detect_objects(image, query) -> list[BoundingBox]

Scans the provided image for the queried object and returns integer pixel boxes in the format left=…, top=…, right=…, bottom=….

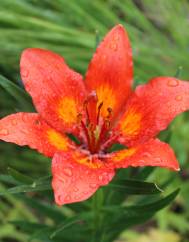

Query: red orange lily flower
left=0, top=25, right=189, bottom=205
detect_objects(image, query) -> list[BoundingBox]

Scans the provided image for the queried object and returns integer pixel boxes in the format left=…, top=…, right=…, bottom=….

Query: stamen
left=77, top=113, right=82, bottom=123
left=97, top=102, right=103, bottom=124
left=81, top=120, right=91, bottom=151
left=83, top=91, right=98, bottom=126
left=104, top=119, right=110, bottom=129
left=83, top=100, right=90, bottom=125
left=107, top=107, right=113, bottom=119
left=77, top=93, right=115, bottom=154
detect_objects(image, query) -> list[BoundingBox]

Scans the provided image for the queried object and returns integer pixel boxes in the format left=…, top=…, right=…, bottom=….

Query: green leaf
left=104, top=188, right=179, bottom=214
left=19, top=195, right=66, bottom=222
left=0, top=174, right=19, bottom=185
left=0, top=74, right=34, bottom=111
left=135, top=167, right=155, bottom=180
left=0, top=178, right=51, bottom=196
left=50, top=212, right=93, bottom=239
left=109, top=179, right=163, bottom=195
left=175, top=66, right=183, bottom=78
left=104, top=189, right=180, bottom=241
left=8, top=167, right=34, bottom=184
left=125, top=188, right=179, bottom=214
left=10, top=220, right=50, bottom=233
left=50, top=218, right=83, bottom=239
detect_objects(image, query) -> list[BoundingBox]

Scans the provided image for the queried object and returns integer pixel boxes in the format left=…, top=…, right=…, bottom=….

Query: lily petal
left=0, top=113, right=71, bottom=157
left=52, top=151, right=115, bottom=205
left=20, top=48, right=87, bottom=133
left=116, top=77, right=189, bottom=146
left=85, top=24, right=133, bottom=121
left=109, top=139, right=179, bottom=171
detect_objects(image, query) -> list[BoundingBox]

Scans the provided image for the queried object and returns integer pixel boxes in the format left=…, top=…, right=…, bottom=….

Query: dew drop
left=181, top=106, right=186, bottom=111
left=11, top=120, right=17, bottom=125
left=0, top=129, right=9, bottom=135
left=74, top=195, right=80, bottom=200
left=98, top=175, right=103, bottom=181
left=128, top=50, right=132, bottom=57
left=21, top=113, right=28, bottom=122
left=109, top=42, right=118, bottom=51
left=154, top=157, right=162, bottom=163
left=89, top=183, right=97, bottom=189
left=73, top=187, right=79, bottom=192
left=64, top=195, right=71, bottom=202
left=98, top=172, right=108, bottom=183
left=167, top=79, right=179, bottom=87
left=63, top=167, right=73, bottom=177
left=113, top=34, right=119, bottom=41
left=102, top=54, right=107, bottom=61
left=57, top=194, right=64, bottom=203
left=175, top=95, right=183, bottom=101
left=138, top=160, right=145, bottom=165
left=142, top=152, right=151, bottom=158
left=21, top=68, right=29, bottom=78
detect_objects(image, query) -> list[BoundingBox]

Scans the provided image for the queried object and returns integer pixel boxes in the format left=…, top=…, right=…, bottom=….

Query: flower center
left=77, top=91, right=113, bottom=154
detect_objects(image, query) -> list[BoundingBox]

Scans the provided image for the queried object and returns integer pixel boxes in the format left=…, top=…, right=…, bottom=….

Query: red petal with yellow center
left=85, top=25, right=133, bottom=121
left=0, top=113, right=71, bottom=157
left=20, top=48, right=87, bottom=133
left=109, top=139, right=179, bottom=171
left=52, top=151, right=115, bottom=205
left=116, top=77, right=189, bottom=146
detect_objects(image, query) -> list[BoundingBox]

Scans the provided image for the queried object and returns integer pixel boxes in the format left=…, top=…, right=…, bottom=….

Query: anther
left=77, top=113, right=82, bottom=123
left=83, top=100, right=90, bottom=125
left=104, top=119, right=111, bottom=129
left=106, top=107, right=113, bottom=119
left=97, top=102, right=103, bottom=124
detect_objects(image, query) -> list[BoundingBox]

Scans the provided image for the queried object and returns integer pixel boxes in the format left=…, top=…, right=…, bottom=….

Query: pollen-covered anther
left=104, top=119, right=111, bottom=129
left=97, top=102, right=103, bottom=124
left=77, top=113, right=82, bottom=123
left=107, top=107, right=113, bottom=119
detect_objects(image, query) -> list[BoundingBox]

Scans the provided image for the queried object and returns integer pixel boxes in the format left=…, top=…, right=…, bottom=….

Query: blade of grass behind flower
left=0, top=75, right=34, bottom=111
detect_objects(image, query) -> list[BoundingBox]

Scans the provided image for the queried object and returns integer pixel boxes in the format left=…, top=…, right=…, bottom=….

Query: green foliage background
left=0, top=0, right=189, bottom=242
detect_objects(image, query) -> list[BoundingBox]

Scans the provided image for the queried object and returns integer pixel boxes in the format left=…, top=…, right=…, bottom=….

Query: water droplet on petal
left=181, top=106, right=186, bottom=111
left=113, top=34, right=119, bottom=41
left=11, top=120, right=17, bottom=125
left=102, top=54, right=107, bottom=61
left=74, top=195, right=80, bottom=200
left=167, top=79, right=179, bottom=87
left=128, top=50, right=132, bottom=57
left=175, top=95, right=183, bottom=101
left=89, top=183, right=98, bottom=189
left=21, top=113, right=28, bottom=122
left=109, top=42, right=118, bottom=51
left=142, top=152, right=151, bottom=158
left=63, top=167, right=73, bottom=177
left=0, top=129, right=9, bottom=135
left=98, top=172, right=108, bottom=183
left=57, top=194, right=64, bottom=203
left=154, top=157, right=162, bottom=163
left=73, top=187, right=79, bottom=192
left=98, top=175, right=103, bottom=181
left=138, top=160, right=145, bottom=165
left=64, top=195, right=71, bottom=202
left=21, top=68, right=29, bottom=78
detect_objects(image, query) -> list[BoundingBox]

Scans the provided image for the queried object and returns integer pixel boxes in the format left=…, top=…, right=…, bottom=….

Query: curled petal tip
left=114, top=24, right=124, bottom=29
left=111, top=24, right=127, bottom=35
